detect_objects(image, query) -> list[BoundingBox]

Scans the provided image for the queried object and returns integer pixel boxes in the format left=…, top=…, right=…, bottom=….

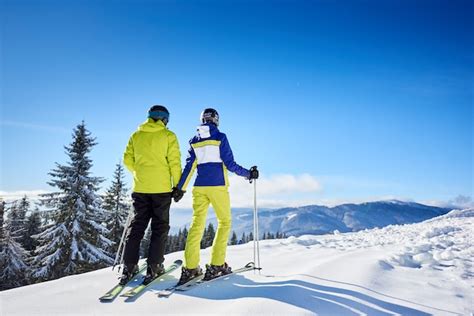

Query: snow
left=1, top=209, right=473, bottom=315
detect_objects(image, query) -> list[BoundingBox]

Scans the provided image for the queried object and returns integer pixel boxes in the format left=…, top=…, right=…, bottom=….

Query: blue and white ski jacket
left=177, top=123, right=250, bottom=190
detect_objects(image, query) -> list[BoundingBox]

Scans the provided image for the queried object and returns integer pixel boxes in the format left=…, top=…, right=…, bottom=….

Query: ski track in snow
left=1, top=209, right=473, bottom=316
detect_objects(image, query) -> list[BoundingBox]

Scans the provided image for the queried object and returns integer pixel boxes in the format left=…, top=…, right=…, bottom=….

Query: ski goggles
left=148, top=110, right=170, bottom=124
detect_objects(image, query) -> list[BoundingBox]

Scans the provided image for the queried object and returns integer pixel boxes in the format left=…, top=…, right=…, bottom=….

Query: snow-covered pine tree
left=32, top=121, right=113, bottom=281
left=22, top=209, right=42, bottom=251
left=0, top=201, right=30, bottom=290
left=103, top=163, right=130, bottom=255
left=0, top=198, right=5, bottom=252
left=11, top=195, right=39, bottom=250
left=7, top=196, right=28, bottom=239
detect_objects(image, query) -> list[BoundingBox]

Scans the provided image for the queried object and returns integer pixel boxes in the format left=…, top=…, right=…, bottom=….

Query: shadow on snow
left=172, top=273, right=461, bottom=316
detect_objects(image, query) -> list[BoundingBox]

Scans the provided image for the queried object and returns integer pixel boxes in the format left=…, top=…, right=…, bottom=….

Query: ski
left=121, top=259, right=182, bottom=299
left=156, top=273, right=204, bottom=297
left=99, top=263, right=148, bottom=301
left=157, top=262, right=255, bottom=297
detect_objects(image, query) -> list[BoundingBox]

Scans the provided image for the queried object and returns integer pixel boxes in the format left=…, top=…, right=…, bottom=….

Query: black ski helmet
left=200, top=108, right=219, bottom=126
left=148, top=105, right=170, bottom=125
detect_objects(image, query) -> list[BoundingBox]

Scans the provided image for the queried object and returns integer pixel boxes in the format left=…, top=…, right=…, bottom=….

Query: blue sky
left=1, top=0, right=473, bottom=207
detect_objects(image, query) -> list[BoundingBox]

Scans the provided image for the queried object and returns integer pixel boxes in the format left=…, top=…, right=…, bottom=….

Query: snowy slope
left=1, top=209, right=472, bottom=316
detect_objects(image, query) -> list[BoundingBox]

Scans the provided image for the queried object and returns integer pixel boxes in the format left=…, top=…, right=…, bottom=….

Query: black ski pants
left=123, top=192, right=171, bottom=265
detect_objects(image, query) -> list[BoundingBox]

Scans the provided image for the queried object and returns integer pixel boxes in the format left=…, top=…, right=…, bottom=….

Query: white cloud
left=171, top=174, right=425, bottom=209
left=228, top=173, right=322, bottom=208
left=422, top=195, right=474, bottom=209
left=172, top=173, right=323, bottom=209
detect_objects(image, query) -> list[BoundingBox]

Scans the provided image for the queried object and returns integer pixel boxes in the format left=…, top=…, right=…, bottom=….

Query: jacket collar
left=138, top=119, right=166, bottom=132
left=197, top=123, right=218, bottom=139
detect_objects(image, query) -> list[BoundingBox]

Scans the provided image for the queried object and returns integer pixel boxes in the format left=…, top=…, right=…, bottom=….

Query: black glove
left=172, top=187, right=185, bottom=202
left=248, top=166, right=259, bottom=180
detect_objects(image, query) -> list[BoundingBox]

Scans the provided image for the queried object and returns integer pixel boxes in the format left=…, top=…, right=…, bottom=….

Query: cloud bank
left=174, top=173, right=323, bottom=209
left=2, top=179, right=471, bottom=211
left=0, top=190, right=52, bottom=201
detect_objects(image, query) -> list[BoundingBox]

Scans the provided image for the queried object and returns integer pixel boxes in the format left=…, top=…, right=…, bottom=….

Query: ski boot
left=119, top=263, right=139, bottom=286
left=143, top=263, right=165, bottom=285
left=203, top=262, right=232, bottom=281
left=177, top=266, right=203, bottom=285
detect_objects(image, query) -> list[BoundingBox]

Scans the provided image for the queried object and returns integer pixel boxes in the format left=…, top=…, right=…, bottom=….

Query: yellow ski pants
left=184, top=186, right=231, bottom=269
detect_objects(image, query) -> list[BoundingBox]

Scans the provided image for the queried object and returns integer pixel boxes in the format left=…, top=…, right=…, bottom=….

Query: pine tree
left=174, top=229, right=182, bottom=252
left=103, top=163, right=130, bottom=255
left=240, top=232, right=246, bottom=244
left=0, top=205, right=30, bottom=290
left=230, top=231, right=238, bottom=245
left=165, top=230, right=183, bottom=254
left=171, top=233, right=179, bottom=252
left=200, top=226, right=208, bottom=249
left=248, top=232, right=254, bottom=243
left=22, top=209, right=42, bottom=251
left=178, top=227, right=188, bottom=251
left=167, top=230, right=176, bottom=253
left=201, top=223, right=215, bottom=248
left=0, top=198, right=5, bottom=272
left=140, top=227, right=151, bottom=258
left=32, top=121, right=113, bottom=281
left=0, top=198, right=5, bottom=252
left=207, top=223, right=215, bottom=246
left=7, top=197, right=28, bottom=239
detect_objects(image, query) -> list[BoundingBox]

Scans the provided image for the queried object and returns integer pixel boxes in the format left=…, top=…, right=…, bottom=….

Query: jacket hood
left=196, top=123, right=219, bottom=139
left=138, top=119, right=166, bottom=132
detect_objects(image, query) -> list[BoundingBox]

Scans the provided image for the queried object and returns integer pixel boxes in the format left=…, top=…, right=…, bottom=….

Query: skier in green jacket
left=120, top=105, right=182, bottom=285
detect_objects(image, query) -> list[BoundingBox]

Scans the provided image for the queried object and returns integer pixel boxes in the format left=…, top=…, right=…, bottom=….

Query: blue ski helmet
left=148, top=105, right=170, bottom=125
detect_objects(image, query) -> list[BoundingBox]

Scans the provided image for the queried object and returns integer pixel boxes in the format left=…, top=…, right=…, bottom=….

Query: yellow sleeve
left=167, top=131, right=182, bottom=187
left=123, top=135, right=135, bottom=173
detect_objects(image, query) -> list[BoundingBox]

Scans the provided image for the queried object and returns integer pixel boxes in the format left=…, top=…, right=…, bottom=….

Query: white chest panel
left=194, top=145, right=222, bottom=164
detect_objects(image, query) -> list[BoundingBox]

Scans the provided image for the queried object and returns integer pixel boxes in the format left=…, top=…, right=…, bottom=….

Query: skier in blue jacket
left=172, top=108, right=259, bottom=285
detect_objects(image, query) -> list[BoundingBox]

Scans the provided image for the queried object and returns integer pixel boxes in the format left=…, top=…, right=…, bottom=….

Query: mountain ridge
left=200, top=200, right=452, bottom=237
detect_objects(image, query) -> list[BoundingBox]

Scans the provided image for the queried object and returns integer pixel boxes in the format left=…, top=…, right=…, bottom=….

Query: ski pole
left=112, top=209, right=133, bottom=271
left=252, top=178, right=262, bottom=271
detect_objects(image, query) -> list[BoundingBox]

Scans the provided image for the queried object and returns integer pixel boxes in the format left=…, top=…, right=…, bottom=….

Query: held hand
left=172, top=187, right=185, bottom=202
left=248, top=166, right=259, bottom=180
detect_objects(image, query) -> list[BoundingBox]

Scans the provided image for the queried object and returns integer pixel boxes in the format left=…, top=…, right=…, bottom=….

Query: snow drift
left=1, top=208, right=472, bottom=315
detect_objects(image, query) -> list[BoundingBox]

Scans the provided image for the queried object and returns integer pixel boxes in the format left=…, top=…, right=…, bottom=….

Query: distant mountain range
left=19, top=195, right=451, bottom=238
left=196, top=200, right=451, bottom=237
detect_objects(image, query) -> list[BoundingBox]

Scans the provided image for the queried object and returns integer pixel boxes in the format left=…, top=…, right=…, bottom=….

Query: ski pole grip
left=249, top=165, right=258, bottom=183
